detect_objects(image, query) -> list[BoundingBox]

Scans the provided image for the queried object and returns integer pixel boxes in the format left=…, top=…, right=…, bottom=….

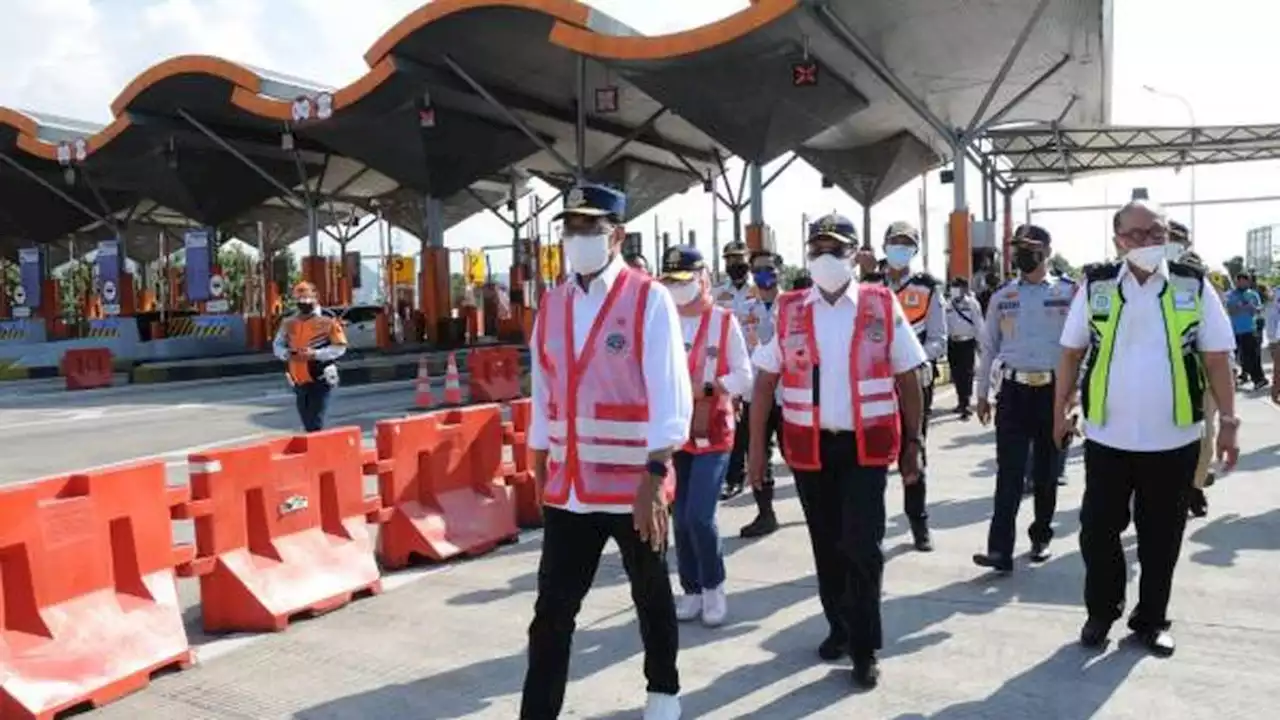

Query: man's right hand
left=1052, top=409, right=1075, bottom=450
left=976, top=397, right=992, bottom=426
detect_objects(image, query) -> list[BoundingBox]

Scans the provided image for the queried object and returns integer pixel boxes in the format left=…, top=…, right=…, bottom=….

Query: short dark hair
left=749, top=250, right=779, bottom=264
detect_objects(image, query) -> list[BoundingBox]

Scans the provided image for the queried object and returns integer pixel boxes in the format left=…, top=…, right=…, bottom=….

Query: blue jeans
left=294, top=381, right=332, bottom=432
left=672, top=451, right=729, bottom=594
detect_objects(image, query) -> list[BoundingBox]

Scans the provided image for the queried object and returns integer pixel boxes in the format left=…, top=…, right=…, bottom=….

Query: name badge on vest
left=868, top=318, right=886, bottom=342
left=1089, top=294, right=1111, bottom=313
left=605, top=331, right=628, bottom=354
left=1173, top=291, right=1195, bottom=311
left=903, top=292, right=921, bottom=308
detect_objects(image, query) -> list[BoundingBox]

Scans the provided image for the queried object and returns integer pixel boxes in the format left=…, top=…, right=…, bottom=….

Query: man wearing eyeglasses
left=748, top=213, right=926, bottom=689
left=1055, top=199, right=1239, bottom=658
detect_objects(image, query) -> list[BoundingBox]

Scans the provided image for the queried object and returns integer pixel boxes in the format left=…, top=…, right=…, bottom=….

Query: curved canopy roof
left=1, top=0, right=1111, bottom=254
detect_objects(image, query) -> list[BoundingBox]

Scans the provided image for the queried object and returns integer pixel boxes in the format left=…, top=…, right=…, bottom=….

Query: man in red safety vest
left=522, top=183, right=693, bottom=720
left=748, top=212, right=927, bottom=690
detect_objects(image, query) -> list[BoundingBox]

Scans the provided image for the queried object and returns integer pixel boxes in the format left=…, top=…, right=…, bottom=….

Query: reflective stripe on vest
left=537, top=268, right=663, bottom=506
left=684, top=306, right=735, bottom=454
left=776, top=285, right=901, bottom=469
left=1084, top=274, right=1203, bottom=427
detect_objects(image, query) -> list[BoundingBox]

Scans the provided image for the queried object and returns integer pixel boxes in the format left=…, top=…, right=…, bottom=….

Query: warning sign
left=209, top=274, right=226, bottom=298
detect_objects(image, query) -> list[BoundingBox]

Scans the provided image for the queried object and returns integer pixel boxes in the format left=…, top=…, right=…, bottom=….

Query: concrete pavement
left=48, top=384, right=1280, bottom=719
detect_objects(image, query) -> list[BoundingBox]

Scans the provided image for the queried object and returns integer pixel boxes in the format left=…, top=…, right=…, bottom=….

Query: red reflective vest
left=683, top=305, right=734, bottom=455
left=776, top=284, right=901, bottom=469
left=535, top=268, right=674, bottom=506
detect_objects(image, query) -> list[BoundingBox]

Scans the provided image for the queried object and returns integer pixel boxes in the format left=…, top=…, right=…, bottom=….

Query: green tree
left=2, top=260, right=17, bottom=301
left=217, top=244, right=255, bottom=311
left=1048, top=252, right=1078, bottom=279
left=58, top=259, right=93, bottom=322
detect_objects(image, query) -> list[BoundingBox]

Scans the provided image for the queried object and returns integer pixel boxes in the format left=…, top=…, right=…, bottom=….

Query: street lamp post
left=1143, top=85, right=1197, bottom=237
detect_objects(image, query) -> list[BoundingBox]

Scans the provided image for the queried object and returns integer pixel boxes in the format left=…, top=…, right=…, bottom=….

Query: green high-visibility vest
left=1082, top=262, right=1206, bottom=426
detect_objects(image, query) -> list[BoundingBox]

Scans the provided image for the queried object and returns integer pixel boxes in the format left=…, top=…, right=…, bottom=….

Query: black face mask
left=727, top=264, right=749, bottom=282
left=296, top=301, right=315, bottom=314
left=1013, top=249, right=1043, bottom=274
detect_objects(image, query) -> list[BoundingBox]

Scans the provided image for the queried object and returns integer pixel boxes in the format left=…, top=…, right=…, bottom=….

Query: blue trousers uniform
left=294, top=381, right=332, bottom=432
left=988, top=379, right=1061, bottom=559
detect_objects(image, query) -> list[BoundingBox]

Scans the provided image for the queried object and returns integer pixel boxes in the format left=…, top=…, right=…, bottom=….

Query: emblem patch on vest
left=1090, top=294, right=1111, bottom=312
left=605, top=332, right=628, bottom=354
left=1173, top=291, right=1195, bottom=310
left=868, top=319, right=886, bottom=342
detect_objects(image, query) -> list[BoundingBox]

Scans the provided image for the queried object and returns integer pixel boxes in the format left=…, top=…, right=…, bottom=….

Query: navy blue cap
left=554, top=183, right=626, bottom=221
left=808, top=212, right=859, bottom=245
left=1013, top=223, right=1051, bottom=247
left=660, top=244, right=705, bottom=281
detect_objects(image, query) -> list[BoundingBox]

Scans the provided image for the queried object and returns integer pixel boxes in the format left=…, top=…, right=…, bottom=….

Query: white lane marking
left=192, top=529, right=546, bottom=664
left=0, top=403, right=207, bottom=431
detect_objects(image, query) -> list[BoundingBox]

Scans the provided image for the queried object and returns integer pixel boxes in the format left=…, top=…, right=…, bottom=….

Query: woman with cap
left=748, top=212, right=927, bottom=689
left=659, top=245, right=752, bottom=627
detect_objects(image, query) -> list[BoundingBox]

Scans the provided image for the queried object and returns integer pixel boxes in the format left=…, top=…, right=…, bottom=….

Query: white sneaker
left=674, top=593, right=702, bottom=622
left=701, top=585, right=727, bottom=627
left=644, top=692, right=681, bottom=720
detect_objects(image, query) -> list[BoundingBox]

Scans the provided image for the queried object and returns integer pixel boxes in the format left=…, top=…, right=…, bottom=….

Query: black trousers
left=1080, top=440, right=1198, bottom=632
left=947, top=339, right=977, bottom=408
left=1236, top=331, right=1266, bottom=383
left=793, top=432, right=889, bottom=658
left=727, top=401, right=781, bottom=490
left=902, top=383, right=930, bottom=523
left=293, top=381, right=331, bottom=432
left=521, top=507, right=678, bottom=718
left=989, top=380, right=1060, bottom=557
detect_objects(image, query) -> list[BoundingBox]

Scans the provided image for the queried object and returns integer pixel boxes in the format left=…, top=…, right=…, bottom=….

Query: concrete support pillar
left=420, top=195, right=450, bottom=344
left=745, top=162, right=769, bottom=253
left=948, top=142, right=972, bottom=281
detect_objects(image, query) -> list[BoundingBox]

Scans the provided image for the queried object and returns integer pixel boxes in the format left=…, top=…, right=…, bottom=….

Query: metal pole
left=749, top=163, right=764, bottom=226
left=159, top=230, right=167, bottom=324
left=711, top=194, right=721, bottom=279
left=919, top=177, right=930, bottom=273
left=1143, top=86, right=1197, bottom=235
left=257, top=221, right=267, bottom=317
left=575, top=56, right=588, bottom=179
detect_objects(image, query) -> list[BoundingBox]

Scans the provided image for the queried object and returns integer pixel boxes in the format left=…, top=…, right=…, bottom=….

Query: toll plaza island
left=1, top=1, right=1278, bottom=719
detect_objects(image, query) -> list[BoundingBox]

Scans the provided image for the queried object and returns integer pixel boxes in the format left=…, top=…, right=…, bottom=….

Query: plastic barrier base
left=0, top=462, right=193, bottom=719
left=178, top=428, right=385, bottom=634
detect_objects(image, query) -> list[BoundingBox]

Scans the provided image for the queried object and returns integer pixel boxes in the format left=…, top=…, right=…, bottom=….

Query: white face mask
left=666, top=281, right=701, bottom=306
left=809, top=254, right=852, bottom=293
left=564, top=232, right=612, bottom=275
left=1163, top=243, right=1187, bottom=262
left=1125, top=244, right=1167, bottom=273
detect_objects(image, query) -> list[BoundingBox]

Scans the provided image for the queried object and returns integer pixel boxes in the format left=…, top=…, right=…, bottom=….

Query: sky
left=3, top=0, right=1280, bottom=277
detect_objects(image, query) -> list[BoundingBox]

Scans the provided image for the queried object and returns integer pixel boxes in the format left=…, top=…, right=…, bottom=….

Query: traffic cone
left=414, top=355, right=436, bottom=408
left=443, top=351, right=463, bottom=405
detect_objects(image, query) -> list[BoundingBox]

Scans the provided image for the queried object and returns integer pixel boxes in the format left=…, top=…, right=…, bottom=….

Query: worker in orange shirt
left=272, top=281, right=348, bottom=431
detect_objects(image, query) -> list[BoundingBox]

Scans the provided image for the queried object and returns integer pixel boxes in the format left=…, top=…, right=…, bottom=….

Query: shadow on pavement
left=1188, top=508, right=1280, bottom=567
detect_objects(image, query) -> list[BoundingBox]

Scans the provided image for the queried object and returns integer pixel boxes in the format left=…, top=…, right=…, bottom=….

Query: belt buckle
left=1021, top=371, right=1052, bottom=387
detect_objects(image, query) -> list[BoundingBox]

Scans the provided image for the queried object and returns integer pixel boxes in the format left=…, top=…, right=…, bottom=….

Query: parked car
left=333, top=304, right=384, bottom=350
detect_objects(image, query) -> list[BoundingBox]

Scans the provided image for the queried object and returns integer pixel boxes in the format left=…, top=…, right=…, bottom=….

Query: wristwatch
left=645, top=460, right=668, bottom=478
left=1218, top=415, right=1242, bottom=430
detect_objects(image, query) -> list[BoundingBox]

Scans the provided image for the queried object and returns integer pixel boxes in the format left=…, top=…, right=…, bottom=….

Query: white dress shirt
left=713, top=279, right=756, bottom=323
left=680, top=311, right=754, bottom=398
left=1265, top=292, right=1280, bottom=347
left=528, top=255, right=693, bottom=514
left=1060, top=260, right=1235, bottom=452
left=752, top=282, right=928, bottom=431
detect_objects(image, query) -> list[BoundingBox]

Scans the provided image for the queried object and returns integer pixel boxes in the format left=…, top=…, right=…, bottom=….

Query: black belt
left=820, top=429, right=855, bottom=438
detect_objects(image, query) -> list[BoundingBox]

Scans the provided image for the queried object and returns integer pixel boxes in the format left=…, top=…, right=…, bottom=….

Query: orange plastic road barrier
left=506, top=398, right=543, bottom=528
left=372, top=404, right=519, bottom=567
left=414, top=354, right=435, bottom=408
left=62, top=347, right=113, bottom=390
left=0, top=461, right=193, bottom=719
left=443, top=352, right=463, bottom=405
left=175, top=428, right=388, bottom=633
left=467, top=346, right=522, bottom=403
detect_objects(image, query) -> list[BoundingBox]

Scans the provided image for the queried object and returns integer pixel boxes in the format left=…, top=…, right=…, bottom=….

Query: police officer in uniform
left=738, top=249, right=784, bottom=538
left=880, top=221, right=946, bottom=552
left=1057, top=200, right=1238, bottom=657
left=716, top=241, right=756, bottom=499
left=945, top=277, right=983, bottom=419
left=748, top=213, right=926, bottom=689
left=972, top=224, right=1075, bottom=573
